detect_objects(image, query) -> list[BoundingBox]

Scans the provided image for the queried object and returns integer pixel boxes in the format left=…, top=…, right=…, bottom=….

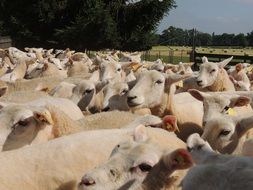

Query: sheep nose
left=127, top=96, right=137, bottom=102
left=187, top=146, right=192, bottom=152
left=79, top=177, right=96, bottom=186
left=102, top=106, right=110, bottom=112
left=85, top=89, right=93, bottom=94
left=196, top=80, right=202, bottom=86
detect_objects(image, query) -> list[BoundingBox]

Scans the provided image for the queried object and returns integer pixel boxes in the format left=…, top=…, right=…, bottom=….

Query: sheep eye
left=155, top=80, right=163, bottom=84
left=223, top=106, right=230, bottom=113
left=219, top=130, right=230, bottom=136
left=138, top=163, right=152, bottom=172
left=210, top=69, right=216, bottom=73
left=18, top=120, right=28, bottom=127
left=197, top=145, right=203, bottom=150
left=117, top=68, right=121, bottom=72
left=121, top=89, right=128, bottom=95
left=85, top=89, right=93, bottom=94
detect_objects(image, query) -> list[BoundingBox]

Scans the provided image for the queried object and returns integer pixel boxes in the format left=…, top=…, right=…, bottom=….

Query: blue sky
left=157, top=0, right=253, bottom=34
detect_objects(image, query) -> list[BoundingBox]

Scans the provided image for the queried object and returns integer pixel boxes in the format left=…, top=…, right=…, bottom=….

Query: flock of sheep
left=0, top=47, right=253, bottom=190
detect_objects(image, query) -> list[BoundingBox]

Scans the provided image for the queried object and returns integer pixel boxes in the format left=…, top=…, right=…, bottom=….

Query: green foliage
left=158, top=26, right=252, bottom=47
left=247, top=31, right=253, bottom=46
left=0, top=0, right=176, bottom=50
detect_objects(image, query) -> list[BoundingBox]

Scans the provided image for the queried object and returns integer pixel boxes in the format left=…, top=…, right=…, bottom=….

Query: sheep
left=201, top=114, right=253, bottom=154
left=0, top=100, right=170, bottom=151
left=102, top=81, right=129, bottom=111
left=0, top=59, right=27, bottom=82
left=120, top=52, right=142, bottom=63
left=1, top=76, right=64, bottom=95
left=127, top=70, right=203, bottom=141
left=137, top=149, right=193, bottom=190
left=229, top=63, right=251, bottom=91
left=99, top=60, right=125, bottom=82
left=188, top=90, right=253, bottom=154
left=183, top=134, right=253, bottom=190
left=50, top=79, right=108, bottom=113
left=78, top=125, right=185, bottom=190
left=0, top=59, right=10, bottom=77
left=188, top=89, right=253, bottom=125
left=6, top=47, right=36, bottom=65
left=182, top=158, right=253, bottom=190
left=26, top=60, right=67, bottom=79
left=66, top=59, right=90, bottom=77
left=148, top=59, right=165, bottom=72
left=0, top=90, right=48, bottom=103
left=0, top=126, right=185, bottom=190
left=196, top=56, right=235, bottom=91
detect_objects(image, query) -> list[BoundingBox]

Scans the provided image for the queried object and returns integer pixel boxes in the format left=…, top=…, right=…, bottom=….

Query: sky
left=157, top=0, right=253, bottom=34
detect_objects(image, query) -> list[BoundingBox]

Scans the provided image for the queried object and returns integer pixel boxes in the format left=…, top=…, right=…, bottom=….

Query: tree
left=233, top=33, right=248, bottom=47
left=194, top=32, right=212, bottom=46
left=247, top=31, right=253, bottom=46
left=0, top=0, right=176, bottom=50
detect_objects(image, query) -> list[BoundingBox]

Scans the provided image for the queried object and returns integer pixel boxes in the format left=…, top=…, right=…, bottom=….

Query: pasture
left=145, top=45, right=253, bottom=64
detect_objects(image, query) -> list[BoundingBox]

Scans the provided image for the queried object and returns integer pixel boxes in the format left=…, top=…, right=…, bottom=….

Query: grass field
left=143, top=46, right=253, bottom=64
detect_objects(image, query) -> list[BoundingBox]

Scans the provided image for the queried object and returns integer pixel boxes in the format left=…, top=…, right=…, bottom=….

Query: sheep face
left=102, top=82, right=129, bottom=111
left=74, top=81, right=96, bottom=111
left=78, top=125, right=164, bottom=190
left=100, top=61, right=123, bottom=82
left=7, top=47, right=34, bottom=64
left=26, top=62, right=45, bottom=79
left=0, top=105, right=54, bottom=151
left=197, top=63, right=220, bottom=88
left=201, top=116, right=238, bottom=154
left=197, top=57, right=233, bottom=88
left=188, top=89, right=250, bottom=125
left=127, top=70, right=165, bottom=109
left=186, top=133, right=214, bottom=164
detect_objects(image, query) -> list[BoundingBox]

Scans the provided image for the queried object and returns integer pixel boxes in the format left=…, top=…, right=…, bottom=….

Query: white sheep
left=0, top=126, right=185, bottom=190
left=196, top=56, right=235, bottom=91
left=127, top=70, right=203, bottom=141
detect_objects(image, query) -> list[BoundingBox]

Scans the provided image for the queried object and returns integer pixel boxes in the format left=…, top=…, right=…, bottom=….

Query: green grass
left=144, top=46, right=253, bottom=64
left=141, top=54, right=190, bottom=64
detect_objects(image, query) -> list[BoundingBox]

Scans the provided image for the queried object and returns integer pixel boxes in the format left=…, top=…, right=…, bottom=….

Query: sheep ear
left=0, top=86, right=7, bottom=97
left=187, top=62, right=194, bottom=67
left=89, top=70, right=100, bottom=82
left=42, top=63, right=49, bottom=71
left=33, top=109, right=54, bottom=125
left=95, top=80, right=109, bottom=93
left=165, top=73, right=192, bottom=84
left=202, top=56, right=208, bottom=63
left=24, top=47, right=30, bottom=52
left=217, top=56, right=233, bottom=68
left=188, top=89, right=210, bottom=102
left=133, top=125, right=148, bottom=142
left=230, top=96, right=250, bottom=107
left=48, top=49, right=54, bottom=54
left=162, top=115, right=179, bottom=132
left=164, top=149, right=193, bottom=169
left=237, top=116, right=253, bottom=137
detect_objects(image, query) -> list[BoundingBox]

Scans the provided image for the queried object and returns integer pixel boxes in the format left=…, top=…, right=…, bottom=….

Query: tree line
left=157, top=26, right=253, bottom=47
left=0, top=0, right=176, bottom=51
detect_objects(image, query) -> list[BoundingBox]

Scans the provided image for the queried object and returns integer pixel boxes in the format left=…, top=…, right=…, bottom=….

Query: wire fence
left=141, top=49, right=191, bottom=64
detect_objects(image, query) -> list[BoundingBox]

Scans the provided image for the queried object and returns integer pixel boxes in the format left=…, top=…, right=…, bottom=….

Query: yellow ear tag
left=247, top=66, right=253, bottom=73
left=227, top=108, right=237, bottom=116
left=178, top=80, right=184, bottom=88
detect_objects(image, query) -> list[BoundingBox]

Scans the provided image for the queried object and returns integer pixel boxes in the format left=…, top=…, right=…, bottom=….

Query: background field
left=143, top=46, right=253, bottom=64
